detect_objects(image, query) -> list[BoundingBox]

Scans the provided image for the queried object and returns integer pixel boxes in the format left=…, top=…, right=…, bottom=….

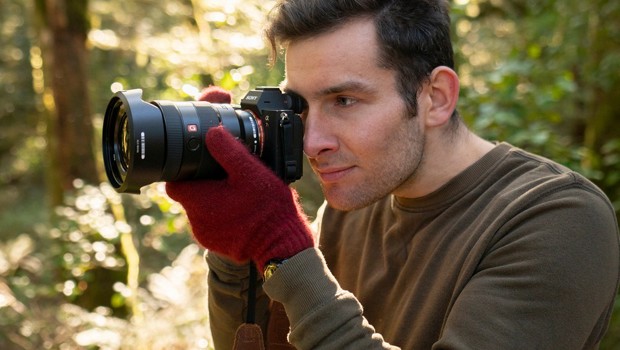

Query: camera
left=102, top=87, right=305, bottom=193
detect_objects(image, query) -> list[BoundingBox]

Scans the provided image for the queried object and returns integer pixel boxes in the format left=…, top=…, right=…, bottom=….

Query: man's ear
left=425, top=66, right=459, bottom=127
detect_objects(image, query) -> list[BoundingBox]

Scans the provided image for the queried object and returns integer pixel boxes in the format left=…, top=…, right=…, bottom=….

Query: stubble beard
left=323, top=119, right=426, bottom=212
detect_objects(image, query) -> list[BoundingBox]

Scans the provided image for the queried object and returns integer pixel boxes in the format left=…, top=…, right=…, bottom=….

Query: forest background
left=0, top=0, right=619, bottom=349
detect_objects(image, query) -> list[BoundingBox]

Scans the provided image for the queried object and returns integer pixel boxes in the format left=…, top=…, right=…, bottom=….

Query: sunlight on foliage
left=65, top=245, right=213, bottom=350
left=0, top=180, right=214, bottom=349
left=89, top=0, right=281, bottom=104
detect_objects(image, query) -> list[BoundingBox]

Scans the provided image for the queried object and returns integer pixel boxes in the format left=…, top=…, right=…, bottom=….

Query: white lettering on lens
left=141, top=132, right=146, bottom=159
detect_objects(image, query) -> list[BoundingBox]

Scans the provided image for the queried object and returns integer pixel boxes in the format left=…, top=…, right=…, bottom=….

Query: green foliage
left=55, top=244, right=214, bottom=350
left=0, top=181, right=215, bottom=349
left=88, top=0, right=284, bottom=110
left=453, top=0, right=620, bottom=210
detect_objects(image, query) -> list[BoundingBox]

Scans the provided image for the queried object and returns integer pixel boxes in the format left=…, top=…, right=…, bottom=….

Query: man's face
left=283, top=18, right=427, bottom=211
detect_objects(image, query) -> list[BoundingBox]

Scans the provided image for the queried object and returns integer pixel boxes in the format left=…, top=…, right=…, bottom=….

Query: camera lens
left=117, top=110, right=130, bottom=174
left=102, top=89, right=262, bottom=193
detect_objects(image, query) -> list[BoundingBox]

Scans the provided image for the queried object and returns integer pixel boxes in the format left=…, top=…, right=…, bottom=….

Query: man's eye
left=336, top=97, right=356, bottom=106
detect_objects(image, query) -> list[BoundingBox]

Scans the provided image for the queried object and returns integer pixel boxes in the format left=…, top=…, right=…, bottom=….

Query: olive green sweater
left=207, top=143, right=620, bottom=349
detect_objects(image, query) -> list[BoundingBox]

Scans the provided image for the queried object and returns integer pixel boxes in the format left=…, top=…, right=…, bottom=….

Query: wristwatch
left=263, top=259, right=287, bottom=281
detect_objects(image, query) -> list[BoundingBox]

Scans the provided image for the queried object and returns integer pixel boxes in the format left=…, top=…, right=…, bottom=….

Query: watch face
left=264, top=264, right=277, bottom=280
left=263, top=259, right=286, bottom=280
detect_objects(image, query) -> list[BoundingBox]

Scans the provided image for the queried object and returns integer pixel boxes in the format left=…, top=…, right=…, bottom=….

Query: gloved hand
left=166, top=87, right=314, bottom=270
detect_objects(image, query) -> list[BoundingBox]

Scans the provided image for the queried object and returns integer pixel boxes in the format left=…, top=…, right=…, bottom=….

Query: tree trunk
left=37, top=0, right=97, bottom=206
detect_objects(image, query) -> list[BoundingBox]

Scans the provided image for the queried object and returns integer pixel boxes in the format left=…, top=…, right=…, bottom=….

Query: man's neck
left=395, top=129, right=495, bottom=199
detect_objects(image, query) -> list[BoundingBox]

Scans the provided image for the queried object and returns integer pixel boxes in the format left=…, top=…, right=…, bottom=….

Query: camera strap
left=247, top=264, right=258, bottom=323
left=232, top=264, right=264, bottom=350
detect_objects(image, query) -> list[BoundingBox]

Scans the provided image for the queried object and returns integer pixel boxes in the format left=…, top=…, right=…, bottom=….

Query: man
left=166, top=0, right=620, bottom=348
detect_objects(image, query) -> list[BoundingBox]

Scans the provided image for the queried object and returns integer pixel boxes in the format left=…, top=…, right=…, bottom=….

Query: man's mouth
left=314, top=166, right=354, bottom=183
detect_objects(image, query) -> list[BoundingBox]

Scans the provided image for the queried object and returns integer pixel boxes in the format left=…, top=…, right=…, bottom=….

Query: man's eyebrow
left=316, top=81, right=376, bottom=97
left=281, top=80, right=376, bottom=99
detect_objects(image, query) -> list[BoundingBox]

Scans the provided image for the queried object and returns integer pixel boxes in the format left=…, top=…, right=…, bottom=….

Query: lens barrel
left=102, top=89, right=261, bottom=193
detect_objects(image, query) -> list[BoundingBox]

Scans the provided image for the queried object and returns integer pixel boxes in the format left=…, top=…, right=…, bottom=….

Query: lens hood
left=102, top=89, right=167, bottom=194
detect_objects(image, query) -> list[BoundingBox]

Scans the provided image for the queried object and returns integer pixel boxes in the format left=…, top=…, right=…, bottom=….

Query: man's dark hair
left=264, top=0, right=457, bottom=119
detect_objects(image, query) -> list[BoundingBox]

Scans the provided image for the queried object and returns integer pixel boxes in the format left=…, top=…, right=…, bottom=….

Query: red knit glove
left=166, top=87, right=314, bottom=270
left=197, top=86, right=233, bottom=104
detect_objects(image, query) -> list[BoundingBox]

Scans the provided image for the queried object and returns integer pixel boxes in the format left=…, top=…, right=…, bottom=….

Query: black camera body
left=102, top=87, right=304, bottom=194
left=240, top=87, right=305, bottom=183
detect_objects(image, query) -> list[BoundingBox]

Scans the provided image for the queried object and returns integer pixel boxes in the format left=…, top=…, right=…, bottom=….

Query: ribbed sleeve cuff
left=262, top=248, right=350, bottom=326
left=206, top=251, right=252, bottom=282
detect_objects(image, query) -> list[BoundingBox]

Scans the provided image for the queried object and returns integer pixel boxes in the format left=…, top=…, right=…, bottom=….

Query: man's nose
left=303, top=109, right=338, bottom=158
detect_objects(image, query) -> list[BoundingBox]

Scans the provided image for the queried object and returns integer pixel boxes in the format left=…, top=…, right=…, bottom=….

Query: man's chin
left=323, top=189, right=379, bottom=212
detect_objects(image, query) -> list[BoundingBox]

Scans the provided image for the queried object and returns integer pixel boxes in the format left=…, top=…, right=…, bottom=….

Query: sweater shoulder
left=494, top=145, right=614, bottom=211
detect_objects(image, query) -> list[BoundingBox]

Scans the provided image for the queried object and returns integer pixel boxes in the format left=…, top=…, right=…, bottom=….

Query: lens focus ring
left=158, top=102, right=184, bottom=181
